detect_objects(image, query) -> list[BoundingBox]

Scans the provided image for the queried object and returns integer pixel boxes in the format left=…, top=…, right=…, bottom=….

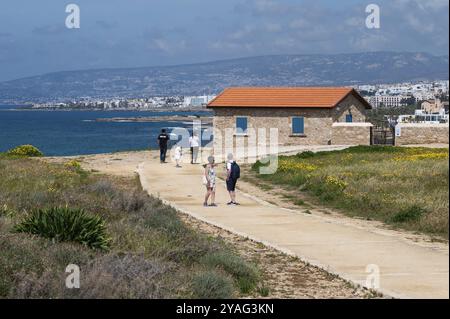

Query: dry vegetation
left=0, top=155, right=260, bottom=298
left=0, top=150, right=377, bottom=299
left=251, top=146, right=449, bottom=238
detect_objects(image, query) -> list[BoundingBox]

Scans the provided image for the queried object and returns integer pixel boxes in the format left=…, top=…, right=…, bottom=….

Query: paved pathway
left=137, top=156, right=449, bottom=299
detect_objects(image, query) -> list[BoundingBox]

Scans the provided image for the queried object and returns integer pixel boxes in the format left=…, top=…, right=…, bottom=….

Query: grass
left=0, top=154, right=262, bottom=298
left=252, top=146, right=449, bottom=238
left=191, top=271, right=235, bottom=299
left=200, top=252, right=260, bottom=294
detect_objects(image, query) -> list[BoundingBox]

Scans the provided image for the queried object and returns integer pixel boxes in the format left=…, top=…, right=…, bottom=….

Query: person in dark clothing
left=157, top=129, right=170, bottom=163
left=226, top=153, right=240, bottom=205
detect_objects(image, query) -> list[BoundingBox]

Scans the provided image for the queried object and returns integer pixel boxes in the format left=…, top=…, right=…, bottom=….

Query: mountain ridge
left=0, top=51, right=448, bottom=102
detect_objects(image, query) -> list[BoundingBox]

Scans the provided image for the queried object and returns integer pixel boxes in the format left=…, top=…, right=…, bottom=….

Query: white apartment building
left=183, top=95, right=216, bottom=107
left=368, top=95, right=408, bottom=108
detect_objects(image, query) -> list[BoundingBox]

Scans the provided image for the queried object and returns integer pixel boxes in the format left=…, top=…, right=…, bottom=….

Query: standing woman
left=203, top=156, right=217, bottom=207
left=189, top=132, right=200, bottom=164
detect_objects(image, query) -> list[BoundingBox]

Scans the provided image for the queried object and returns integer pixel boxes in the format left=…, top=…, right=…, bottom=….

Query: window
left=292, top=117, right=304, bottom=135
left=346, top=114, right=353, bottom=123
left=236, top=117, right=248, bottom=134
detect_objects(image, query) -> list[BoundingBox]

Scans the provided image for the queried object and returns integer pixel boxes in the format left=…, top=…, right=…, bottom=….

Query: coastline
left=93, top=115, right=212, bottom=124
left=14, top=106, right=212, bottom=113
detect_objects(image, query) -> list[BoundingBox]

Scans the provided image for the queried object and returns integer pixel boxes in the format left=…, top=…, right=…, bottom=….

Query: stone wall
left=332, top=94, right=367, bottom=123
left=395, top=123, right=449, bottom=146
left=331, top=122, right=373, bottom=145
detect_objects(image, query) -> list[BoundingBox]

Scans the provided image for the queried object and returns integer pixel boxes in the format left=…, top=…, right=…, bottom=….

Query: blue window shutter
left=292, top=117, right=304, bottom=134
left=346, top=114, right=353, bottom=123
left=236, top=117, right=248, bottom=133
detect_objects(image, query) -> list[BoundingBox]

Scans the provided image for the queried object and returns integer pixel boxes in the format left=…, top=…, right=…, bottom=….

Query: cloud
left=95, top=20, right=118, bottom=30
left=142, top=27, right=190, bottom=55
left=265, top=23, right=282, bottom=33
left=0, top=0, right=448, bottom=81
left=32, top=25, right=65, bottom=36
left=350, top=32, right=390, bottom=51
left=394, top=0, right=449, bottom=11
left=289, top=19, right=308, bottom=29
left=209, top=0, right=448, bottom=57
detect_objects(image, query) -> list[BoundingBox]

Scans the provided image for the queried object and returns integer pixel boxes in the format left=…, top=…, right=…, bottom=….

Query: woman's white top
left=189, top=136, right=200, bottom=147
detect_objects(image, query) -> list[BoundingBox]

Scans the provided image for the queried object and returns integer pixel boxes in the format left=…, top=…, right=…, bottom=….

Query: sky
left=0, top=0, right=448, bottom=81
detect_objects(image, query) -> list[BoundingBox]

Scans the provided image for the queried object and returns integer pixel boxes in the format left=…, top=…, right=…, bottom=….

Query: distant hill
left=0, top=51, right=448, bottom=102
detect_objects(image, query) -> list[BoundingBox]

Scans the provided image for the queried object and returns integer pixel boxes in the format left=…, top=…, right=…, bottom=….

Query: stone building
left=207, top=87, right=373, bottom=154
left=421, top=99, right=448, bottom=114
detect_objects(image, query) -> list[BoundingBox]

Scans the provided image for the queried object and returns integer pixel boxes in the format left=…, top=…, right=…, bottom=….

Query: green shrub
left=342, top=145, right=402, bottom=154
left=295, top=151, right=316, bottom=159
left=191, top=271, right=234, bottom=299
left=14, top=207, right=111, bottom=250
left=391, top=206, right=427, bottom=223
left=6, top=145, right=43, bottom=157
left=293, top=199, right=305, bottom=206
left=257, top=285, right=270, bottom=297
left=201, top=252, right=259, bottom=293
left=64, top=159, right=82, bottom=170
left=0, top=204, right=15, bottom=218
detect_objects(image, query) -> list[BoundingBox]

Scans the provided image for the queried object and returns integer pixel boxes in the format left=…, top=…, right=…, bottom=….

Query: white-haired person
left=226, top=153, right=240, bottom=205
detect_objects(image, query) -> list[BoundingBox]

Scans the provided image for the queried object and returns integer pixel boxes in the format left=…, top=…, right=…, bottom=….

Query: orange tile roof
left=207, top=87, right=371, bottom=109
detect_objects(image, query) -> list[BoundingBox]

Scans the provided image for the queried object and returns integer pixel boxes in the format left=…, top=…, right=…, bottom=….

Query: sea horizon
left=0, top=106, right=212, bottom=156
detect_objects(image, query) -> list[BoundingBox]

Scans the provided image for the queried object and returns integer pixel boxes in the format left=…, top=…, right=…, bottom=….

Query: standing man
left=157, top=129, right=170, bottom=163
left=189, top=132, right=200, bottom=164
left=226, top=153, right=240, bottom=205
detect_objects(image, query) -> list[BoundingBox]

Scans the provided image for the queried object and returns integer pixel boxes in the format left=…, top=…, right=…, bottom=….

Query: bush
left=113, top=191, right=147, bottom=213
left=201, top=252, right=259, bottom=293
left=191, top=271, right=234, bottom=299
left=6, top=145, right=43, bottom=157
left=88, top=179, right=116, bottom=197
left=0, top=204, right=14, bottom=218
left=342, top=145, right=404, bottom=154
left=295, top=151, right=316, bottom=159
left=14, top=207, right=111, bottom=250
left=391, top=206, right=427, bottom=223
left=64, top=160, right=82, bottom=171
left=257, top=285, right=270, bottom=297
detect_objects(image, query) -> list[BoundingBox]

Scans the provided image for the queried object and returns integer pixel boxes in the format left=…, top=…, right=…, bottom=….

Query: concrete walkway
left=137, top=157, right=449, bottom=299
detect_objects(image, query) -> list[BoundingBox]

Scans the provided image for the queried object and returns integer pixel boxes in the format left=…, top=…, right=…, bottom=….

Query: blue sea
left=0, top=105, right=212, bottom=156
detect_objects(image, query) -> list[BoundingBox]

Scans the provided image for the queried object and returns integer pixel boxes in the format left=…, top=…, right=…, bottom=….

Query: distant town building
left=368, top=95, right=409, bottom=108
left=183, top=95, right=216, bottom=107
left=421, top=99, right=449, bottom=114
left=398, top=99, right=449, bottom=124
left=357, top=80, right=449, bottom=106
